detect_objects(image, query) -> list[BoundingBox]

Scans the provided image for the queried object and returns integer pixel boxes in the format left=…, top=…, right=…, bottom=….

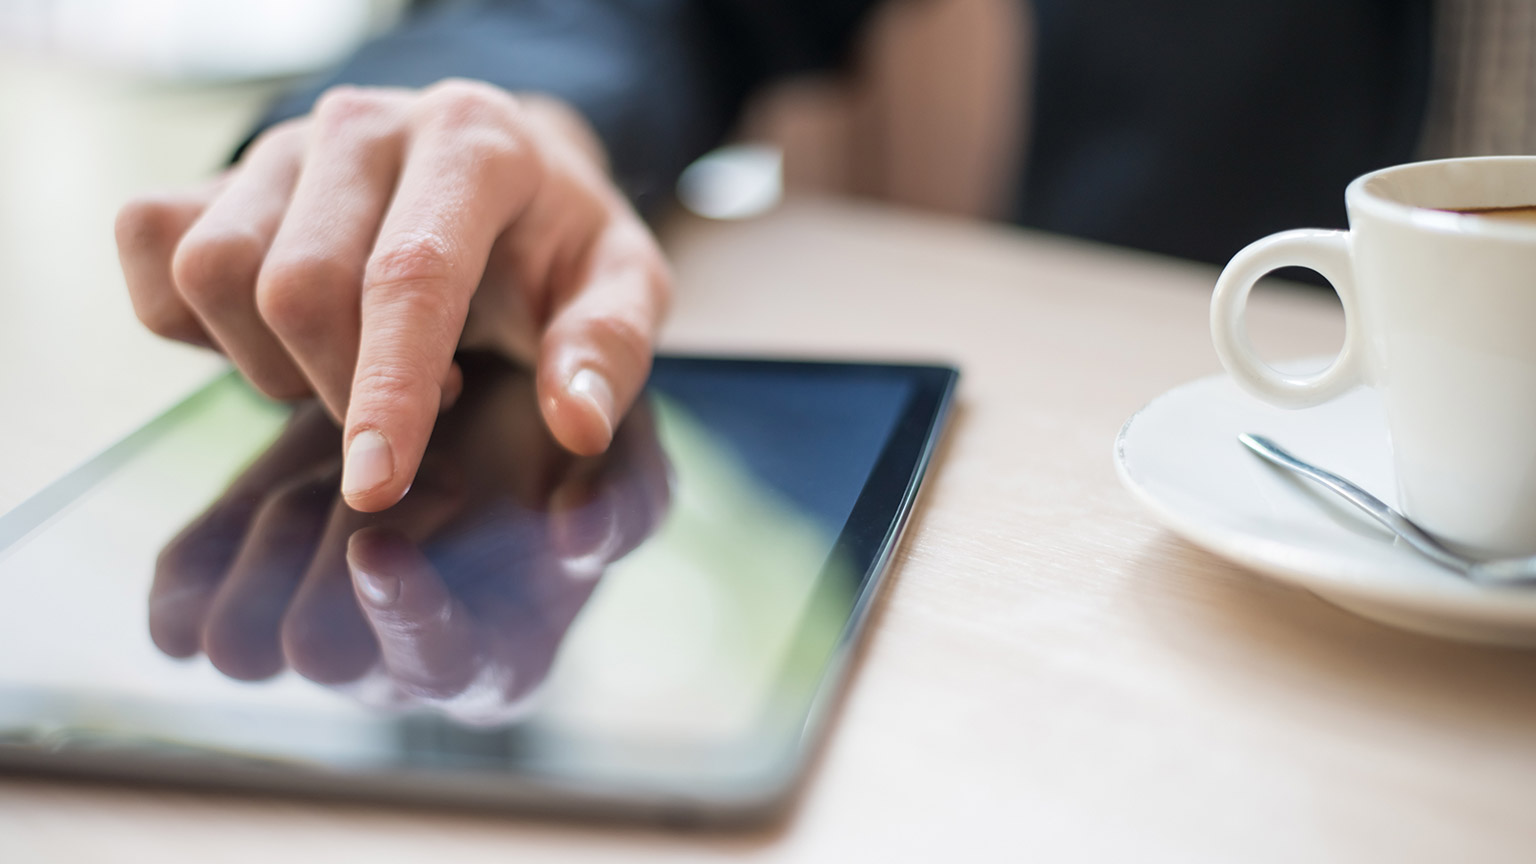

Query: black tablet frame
left=0, top=354, right=959, bottom=827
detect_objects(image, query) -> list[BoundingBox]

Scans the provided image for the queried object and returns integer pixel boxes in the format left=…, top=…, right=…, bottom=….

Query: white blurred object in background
left=0, top=0, right=404, bottom=81
left=676, top=144, right=784, bottom=221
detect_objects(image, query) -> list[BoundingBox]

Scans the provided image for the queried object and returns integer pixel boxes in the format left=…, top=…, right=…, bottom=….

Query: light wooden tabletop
left=4, top=56, right=1536, bottom=864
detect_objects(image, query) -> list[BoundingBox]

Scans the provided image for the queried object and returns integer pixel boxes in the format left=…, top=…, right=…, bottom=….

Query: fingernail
left=568, top=368, right=615, bottom=437
left=342, top=429, right=394, bottom=498
left=351, top=563, right=399, bottom=606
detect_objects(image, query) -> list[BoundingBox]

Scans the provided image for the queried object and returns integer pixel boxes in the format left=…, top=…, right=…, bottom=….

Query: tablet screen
left=0, top=354, right=955, bottom=818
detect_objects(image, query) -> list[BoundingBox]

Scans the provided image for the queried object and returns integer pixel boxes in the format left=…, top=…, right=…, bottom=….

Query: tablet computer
left=0, top=354, right=956, bottom=825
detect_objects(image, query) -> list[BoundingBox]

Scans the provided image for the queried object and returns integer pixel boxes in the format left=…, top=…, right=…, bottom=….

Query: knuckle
left=461, top=127, right=528, bottom=175
left=172, top=230, right=265, bottom=308
left=421, top=79, right=512, bottom=126
left=367, top=234, right=456, bottom=291
left=582, top=312, right=653, bottom=369
left=313, top=86, right=391, bottom=130
left=354, top=365, right=414, bottom=400
left=256, top=256, right=356, bottom=337
left=239, top=118, right=304, bottom=163
left=416, top=81, right=536, bottom=179
left=418, top=81, right=531, bottom=148
left=350, top=362, right=435, bottom=419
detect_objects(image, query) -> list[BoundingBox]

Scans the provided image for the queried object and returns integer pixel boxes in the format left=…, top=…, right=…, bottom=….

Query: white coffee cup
left=1211, top=156, right=1536, bottom=556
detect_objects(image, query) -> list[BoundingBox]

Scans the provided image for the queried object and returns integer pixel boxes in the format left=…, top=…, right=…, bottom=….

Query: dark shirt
left=257, top=0, right=1433, bottom=265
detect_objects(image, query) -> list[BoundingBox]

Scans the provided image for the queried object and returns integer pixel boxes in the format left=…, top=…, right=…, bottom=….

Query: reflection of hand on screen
left=148, top=355, right=670, bottom=725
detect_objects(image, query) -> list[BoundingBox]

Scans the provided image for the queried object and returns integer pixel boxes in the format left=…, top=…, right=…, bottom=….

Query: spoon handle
left=1237, top=434, right=1474, bottom=575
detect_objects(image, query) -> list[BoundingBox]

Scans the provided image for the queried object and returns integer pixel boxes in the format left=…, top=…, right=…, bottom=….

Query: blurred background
left=0, top=0, right=406, bottom=80
left=0, top=2, right=412, bottom=512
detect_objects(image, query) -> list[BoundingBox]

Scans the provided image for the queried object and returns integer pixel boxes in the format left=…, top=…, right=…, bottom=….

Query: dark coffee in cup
left=1438, top=205, right=1536, bottom=224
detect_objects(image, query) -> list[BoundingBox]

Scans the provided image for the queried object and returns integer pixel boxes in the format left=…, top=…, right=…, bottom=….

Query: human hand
left=116, top=80, right=671, bottom=512
left=148, top=355, right=671, bottom=724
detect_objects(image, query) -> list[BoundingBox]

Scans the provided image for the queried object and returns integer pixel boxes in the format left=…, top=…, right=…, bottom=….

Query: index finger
left=340, top=85, right=537, bottom=512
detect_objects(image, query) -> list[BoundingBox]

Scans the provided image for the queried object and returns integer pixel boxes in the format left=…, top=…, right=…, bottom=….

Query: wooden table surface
left=4, top=56, right=1536, bottom=864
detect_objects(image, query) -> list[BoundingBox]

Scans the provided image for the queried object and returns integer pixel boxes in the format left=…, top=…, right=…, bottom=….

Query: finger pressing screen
left=340, top=84, right=535, bottom=512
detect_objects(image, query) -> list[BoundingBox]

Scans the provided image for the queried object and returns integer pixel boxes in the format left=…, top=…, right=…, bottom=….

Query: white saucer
left=1116, top=368, right=1536, bottom=648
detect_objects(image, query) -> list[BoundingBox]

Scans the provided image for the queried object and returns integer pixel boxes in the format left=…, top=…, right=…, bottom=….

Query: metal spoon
left=1237, top=433, right=1536, bottom=587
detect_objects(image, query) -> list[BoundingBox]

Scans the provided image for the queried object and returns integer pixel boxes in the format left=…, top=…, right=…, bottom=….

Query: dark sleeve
left=1018, top=0, right=1432, bottom=265
left=247, top=0, right=882, bottom=216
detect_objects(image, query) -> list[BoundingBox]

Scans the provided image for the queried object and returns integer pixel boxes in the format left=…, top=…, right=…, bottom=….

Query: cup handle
left=1210, top=228, right=1363, bottom=408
